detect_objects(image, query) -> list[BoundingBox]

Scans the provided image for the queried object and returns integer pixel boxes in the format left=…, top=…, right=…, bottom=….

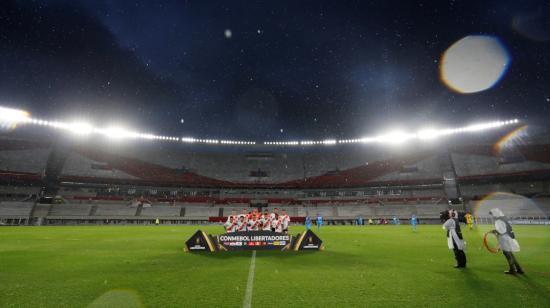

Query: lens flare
left=472, top=192, right=549, bottom=253
left=493, top=125, right=528, bottom=154
left=473, top=192, right=543, bottom=219
left=0, top=106, right=30, bottom=131
left=440, top=35, right=510, bottom=94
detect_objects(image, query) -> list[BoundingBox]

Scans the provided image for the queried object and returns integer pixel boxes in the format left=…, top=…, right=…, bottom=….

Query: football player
left=224, top=210, right=238, bottom=233
left=247, top=213, right=260, bottom=231
left=281, top=209, right=290, bottom=234
left=261, top=210, right=272, bottom=231
left=236, top=214, right=248, bottom=232
left=270, top=208, right=279, bottom=232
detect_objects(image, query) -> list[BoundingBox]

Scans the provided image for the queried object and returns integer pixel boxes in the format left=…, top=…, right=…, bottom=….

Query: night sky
left=1, top=0, right=549, bottom=141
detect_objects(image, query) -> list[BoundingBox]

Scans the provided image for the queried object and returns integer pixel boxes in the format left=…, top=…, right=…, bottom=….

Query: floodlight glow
left=181, top=137, right=195, bottom=143
left=417, top=128, right=441, bottom=140
left=67, top=121, right=94, bottom=135
left=0, top=105, right=521, bottom=147
left=100, top=127, right=135, bottom=139
left=379, top=131, right=416, bottom=144
left=0, top=107, right=30, bottom=128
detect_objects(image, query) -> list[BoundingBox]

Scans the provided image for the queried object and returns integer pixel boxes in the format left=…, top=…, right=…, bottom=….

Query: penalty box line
left=243, top=250, right=256, bottom=308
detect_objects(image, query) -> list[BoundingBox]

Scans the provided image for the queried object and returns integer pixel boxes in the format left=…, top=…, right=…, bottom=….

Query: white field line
left=242, top=250, right=256, bottom=308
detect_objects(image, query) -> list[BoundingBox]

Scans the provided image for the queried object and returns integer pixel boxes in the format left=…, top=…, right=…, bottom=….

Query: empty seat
left=95, top=204, right=137, bottom=216
left=185, top=206, right=218, bottom=217
left=0, top=202, right=33, bottom=216
left=141, top=206, right=181, bottom=217
left=49, top=204, right=91, bottom=216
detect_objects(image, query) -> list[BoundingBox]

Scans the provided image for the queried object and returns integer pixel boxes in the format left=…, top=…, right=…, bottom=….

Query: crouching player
left=224, top=210, right=238, bottom=233
left=247, top=213, right=261, bottom=231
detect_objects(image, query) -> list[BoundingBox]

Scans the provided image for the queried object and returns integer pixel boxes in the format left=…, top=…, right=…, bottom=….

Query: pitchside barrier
left=184, top=229, right=323, bottom=252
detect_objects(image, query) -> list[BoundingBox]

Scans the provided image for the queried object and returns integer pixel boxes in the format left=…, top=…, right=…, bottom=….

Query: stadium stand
left=0, top=201, right=34, bottom=216
left=61, top=152, right=137, bottom=180
left=1, top=134, right=550, bottom=225
left=48, top=204, right=92, bottom=216
left=94, top=204, right=138, bottom=216
left=0, top=139, right=50, bottom=174
left=140, top=205, right=181, bottom=217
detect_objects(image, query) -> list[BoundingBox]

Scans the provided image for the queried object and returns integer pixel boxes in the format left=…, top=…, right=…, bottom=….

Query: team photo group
left=224, top=208, right=290, bottom=233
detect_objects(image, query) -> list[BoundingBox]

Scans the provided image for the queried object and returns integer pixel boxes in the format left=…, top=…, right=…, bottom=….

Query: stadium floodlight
left=416, top=128, right=441, bottom=140
left=181, top=137, right=195, bottom=143
left=322, top=139, right=337, bottom=145
left=378, top=131, right=416, bottom=144
left=99, top=126, right=136, bottom=139
left=139, top=133, right=156, bottom=140
left=0, top=104, right=521, bottom=147
left=67, top=121, right=94, bottom=135
left=0, top=106, right=30, bottom=126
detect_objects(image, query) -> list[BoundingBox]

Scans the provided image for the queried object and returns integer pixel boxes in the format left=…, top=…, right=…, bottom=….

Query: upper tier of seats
left=2, top=196, right=548, bottom=220
left=0, top=201, right=34, bottom=216
left=1, top=136, right=549, bottom=188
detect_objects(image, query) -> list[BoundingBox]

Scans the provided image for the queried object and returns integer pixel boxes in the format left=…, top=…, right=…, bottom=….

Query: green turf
left=0, top=225, right=548, bottom=307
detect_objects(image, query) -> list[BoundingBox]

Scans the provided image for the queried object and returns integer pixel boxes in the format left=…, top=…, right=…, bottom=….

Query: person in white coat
left=442, top=210, right=467, bottom=268
left=489, top=208, right=524, bottom=274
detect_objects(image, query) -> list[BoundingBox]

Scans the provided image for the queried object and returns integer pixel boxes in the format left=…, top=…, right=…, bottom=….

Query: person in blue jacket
left=317, top=214, right=323, bottom=231
left=305, top=215, right=312, bottom=230
left=411, top=214, right=417, bottom=232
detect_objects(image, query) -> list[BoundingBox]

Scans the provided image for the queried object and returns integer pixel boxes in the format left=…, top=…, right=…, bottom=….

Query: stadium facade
left=1, top=126, right=549, bottom=226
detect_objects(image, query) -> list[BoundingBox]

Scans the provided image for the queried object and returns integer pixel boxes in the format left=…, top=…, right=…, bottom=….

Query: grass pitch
left=0, top=225, right=548, bottom=307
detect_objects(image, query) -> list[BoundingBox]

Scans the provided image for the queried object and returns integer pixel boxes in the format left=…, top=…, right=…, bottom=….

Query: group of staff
left=442, top=208, right=524, bottom=274
left=224, top=208, right=290, bottom=234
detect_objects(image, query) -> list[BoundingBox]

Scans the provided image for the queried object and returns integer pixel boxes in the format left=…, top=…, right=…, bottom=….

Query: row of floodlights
left=0, top=106, right=519, bottom=147
left=264, top=140, right=337, bottom=145
left=181, top=137, right=255, bottom=145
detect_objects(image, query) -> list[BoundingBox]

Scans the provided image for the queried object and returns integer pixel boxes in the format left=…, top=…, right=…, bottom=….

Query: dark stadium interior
left=0, top=1, right=549, bottom=307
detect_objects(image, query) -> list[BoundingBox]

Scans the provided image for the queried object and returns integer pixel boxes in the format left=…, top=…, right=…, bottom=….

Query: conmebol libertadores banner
left=184, top=230, right=323, bottom=252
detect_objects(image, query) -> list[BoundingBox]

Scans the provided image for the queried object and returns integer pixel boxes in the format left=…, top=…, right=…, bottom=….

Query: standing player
left=273, top=213, right=284, bottom=233
left=489, top=208, right=523, bottom=274
left=317, top=214, right=323, bottom=231
left=270, top=208, right=279, bottom=232
left=261, top=210, right=272, bottom=231
left=247, top=213, right=261, bottom=231
left=411, top=214, right=417, bottom=232
left=281, top=209, right=290, bottom=234
left=442, top=210, right=467, bottom=268
left=240, top=208, right=249, bottom=222
left=224, top=210, right=238, bottom=233
left=305, top=215, right=311, bottom=230
left=249, top=208, right=259, bottom=221
left=465, top=212, right=473, bottom=230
